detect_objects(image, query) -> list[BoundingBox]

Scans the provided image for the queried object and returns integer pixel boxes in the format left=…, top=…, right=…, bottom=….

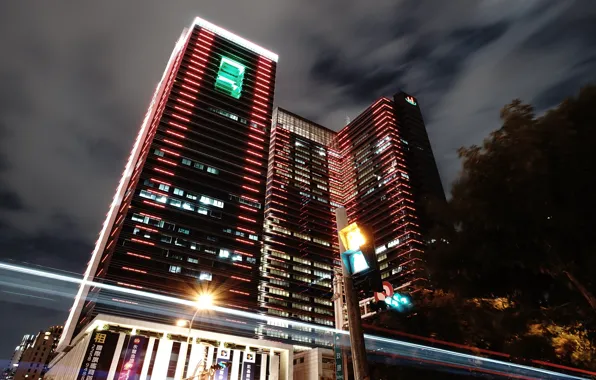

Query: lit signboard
left=405, top=96, right=417, bottom=106
left=215, top=56, right=246, bottom=99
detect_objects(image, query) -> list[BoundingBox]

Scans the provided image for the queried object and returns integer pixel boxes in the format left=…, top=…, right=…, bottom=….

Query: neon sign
left=405, top=96, right=417, bottom=106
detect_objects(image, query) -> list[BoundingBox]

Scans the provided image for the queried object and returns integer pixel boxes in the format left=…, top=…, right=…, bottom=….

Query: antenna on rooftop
left=346, top=116, right=351, bottom=125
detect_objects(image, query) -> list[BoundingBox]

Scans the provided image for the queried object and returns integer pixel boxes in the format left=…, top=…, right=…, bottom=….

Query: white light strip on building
left=192, top=16, right=278, bottom=62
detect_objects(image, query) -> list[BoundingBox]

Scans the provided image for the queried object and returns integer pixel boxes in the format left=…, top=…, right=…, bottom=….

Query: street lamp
left=177, top=293, right=214, bottom=345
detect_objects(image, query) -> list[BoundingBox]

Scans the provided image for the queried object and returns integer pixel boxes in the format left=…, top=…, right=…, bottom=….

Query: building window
left=187, top=257, right=199, bottom=264
left=181, top=158, right=192, bottom=166
left=219, top=249, right=230, bottom=258
left=169, top=199, right=182, bottom=208
left=169, top=265, right=181, bottom=274
left=199, top=271, right=212, bottom=281
left=161, top=235, right=172, bottom=244
left=194, top=162, right=204, bottom=170
left=207, top=167, right=219, bottom=175
left=158, top=183, right=170, bottom=192
left=154, top=149, right=164, bottom=157
left=178, top=228, right=190, bottom=235
left=182, top=202, right=195, bottom=211
left=174, top=188, right=184, bottom=196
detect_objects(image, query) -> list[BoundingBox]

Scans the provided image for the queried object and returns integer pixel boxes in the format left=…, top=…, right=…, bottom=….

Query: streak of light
left=0, top=262, right=590, bottom=380
left=1, top=290, right=56, bottom=301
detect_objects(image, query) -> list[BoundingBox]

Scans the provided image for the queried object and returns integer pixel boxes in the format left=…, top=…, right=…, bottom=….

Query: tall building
left=12, top=326, right=62, bottom=380
left=1, top=334, right=36, bottom=380
left=334, top=96, right=427, bottom=292
left=393, top=91, right=446, bottom=234
left=260, top=108, right=338, bottom=332
left=59, top=17, right=278, bottom=351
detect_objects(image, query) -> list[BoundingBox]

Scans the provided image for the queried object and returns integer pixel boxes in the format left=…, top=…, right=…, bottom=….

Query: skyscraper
left=260, top=108, right=337, bottom=331
left=334, top=96, right=427, bottom=292
left=393, top=91, right=446, bottom=234
left=59, top=17, right=278, bottom=350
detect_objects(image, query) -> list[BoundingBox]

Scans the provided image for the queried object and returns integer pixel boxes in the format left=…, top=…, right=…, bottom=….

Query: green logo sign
left=215, top=56, right=246, bottom=99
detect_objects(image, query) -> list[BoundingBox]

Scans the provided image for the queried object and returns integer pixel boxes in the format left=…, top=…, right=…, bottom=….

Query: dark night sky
left=1, top=0, right=595, bottom=360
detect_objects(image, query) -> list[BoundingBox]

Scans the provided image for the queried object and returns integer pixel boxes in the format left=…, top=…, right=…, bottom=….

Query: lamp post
left=177, top=294, right=214, bottom=380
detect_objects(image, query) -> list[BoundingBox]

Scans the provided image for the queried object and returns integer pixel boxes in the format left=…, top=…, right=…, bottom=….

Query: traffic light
left=384, top=292, right=412, bottom=312
left=357, top=225, right=383, bottom=293
left=338, top=223, right=383, bottom=293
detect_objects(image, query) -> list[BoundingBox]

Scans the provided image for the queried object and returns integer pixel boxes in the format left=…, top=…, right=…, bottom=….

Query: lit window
left=139, top=190, right=154, bottom=200
left=198, top=207, right=208, bottom=215
left=214, top=56, right=246, bottom=99
left=232, top=254, right=242, bottom=261
left=219, top=249, right=230, bottom=258
left=181, top=158, right=192, bottom=166
left=174, top=188, right=184, bottom=196
left=187, top=257, right=199, bottom=264
left=169, top=265, right=181, bottom=274
left=207, top=167, right=219, bottom=175
left=194, top=162, right=204, bottom=170
left=155, top=195, right=167, bottom=203
left=132, top=214, right=144, bottom=222
left=178, top=228, right=190, bottom=235
left=190, top=242, right=198, bottom=250
left=154, top=149, right=164, bottom=157
left=182, top=202, right=195, bottom=211
left=161, top=235, right=172, bottom=243
left=199, top=271, right=212, bottom=281
left=186, top=193, right=197, bottom=200
left=158, top=183, right=170, bottom=192
left=169, top=199, right=182, bottom=207
left=175, top=238, right=187, bottom=247
left=249, top=234, right=259, bottom=241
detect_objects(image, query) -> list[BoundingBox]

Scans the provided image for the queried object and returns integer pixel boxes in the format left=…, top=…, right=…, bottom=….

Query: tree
left=418, top=85, right=596, bottom=369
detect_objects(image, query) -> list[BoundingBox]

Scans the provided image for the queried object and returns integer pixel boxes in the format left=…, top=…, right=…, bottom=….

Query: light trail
left=0, top=262, right=592, bottom=379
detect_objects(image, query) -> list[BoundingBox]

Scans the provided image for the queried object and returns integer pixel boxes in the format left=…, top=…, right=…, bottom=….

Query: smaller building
left=12, top=326, right=62, bottom=380
left=46, top=314, right=293, bottom=380
left=1, top=334, right=36, bottom=380
left=292, top=348, right=335, bottom=380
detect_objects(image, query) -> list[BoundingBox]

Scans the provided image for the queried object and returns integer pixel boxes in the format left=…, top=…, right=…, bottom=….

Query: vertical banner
left=117, top=336, right=149, bottom=380
left=240, top=352, right=255, bottom=380
left=79, top=330, right=120, bottom=380
left=214, top=347, right=230, bottom=380
left=333, top=333, right=345, bottom=380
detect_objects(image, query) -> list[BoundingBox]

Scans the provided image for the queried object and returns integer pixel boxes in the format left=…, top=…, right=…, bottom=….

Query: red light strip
left=244, top=167, right=260, bottom=175
left=248, top=134, right=265, bottom=142
left=164, top=139, right=183, bottom=148
left=117, top=282, right=144, bottom=289
left=242, top=185, right=259, bottom=193
left=174, top=106, right=192, bottom=115
left=230, top=288, right=251, bottom=294
left=230, top=263, right=252, bottom=270
left=245, top=158, right=262, bottom=166
left=131, top=238, right=155, bottom=246
left=181, top=84, right=198, bottom=93
left=160, top=148, right=180, bottom=156
left=234, top=250, right=254, bottom=257
left=247, top=142, right=264, bottom=150
left=183, top=77, right=201, bottom=87
left=126, top=252, right=152, bottom=260
left=168, top=121, right=188, bottom=130
left=139, top=212, right=161, bottom=220
left=237, top=227, right=256, bottom=234
left=246, top=150, right=262, bottom=158
left=231, top=276, right=251, bottom=282
left=185, top=71, right=202, bottom=81
left=176, top=98, right=194, bottom=108
left=235, top=238, right=255, bottom=245
left=149, top=178, right=171, bottom=186
left=143, top=200, right=165, bottom=209
left=239, top=216, right=256, bottom=223
left=172, top=114, right=190, bottom=122
left=179, top=91, right=196, bottom=100
left=122, top=266, right=147, bottom=274
left=240, top=205, right=258, bottom=213
left=157, top=158, right=177, bottom=166
left=134, top=224, right=159, bottom=233
left=165, top=130, right=186, bottom=139
left=154, top=168, right=175, bottom=176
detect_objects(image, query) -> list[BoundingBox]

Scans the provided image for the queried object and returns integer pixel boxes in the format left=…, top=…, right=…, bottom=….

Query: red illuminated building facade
left=59, top=17, right=278, bottom=350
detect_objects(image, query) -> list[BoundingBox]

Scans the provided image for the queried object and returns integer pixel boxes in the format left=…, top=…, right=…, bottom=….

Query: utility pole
left=335, top=207, right=370, bottom=380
